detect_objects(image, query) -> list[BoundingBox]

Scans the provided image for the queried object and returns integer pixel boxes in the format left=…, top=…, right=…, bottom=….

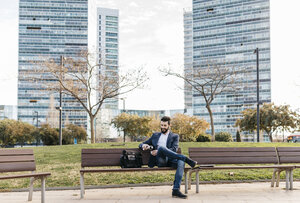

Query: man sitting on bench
left=139, top=116, right=197, bottom=199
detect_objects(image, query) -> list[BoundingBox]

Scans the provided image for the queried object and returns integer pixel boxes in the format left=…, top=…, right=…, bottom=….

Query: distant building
left=191, top=0, right=271, bottom=141
left=125, top=109, right=190, bottom=118
left=94, top=108, right=119, bottom=141
left=183, top=8, right=193, bottom=110
left=0, top=105, right=17, bottom=120
left=97, top=8, right=119, bottom=109
left=125, top=109, right=164, bottom=118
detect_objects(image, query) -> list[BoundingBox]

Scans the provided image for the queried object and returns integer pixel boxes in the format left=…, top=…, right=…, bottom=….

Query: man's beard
left=161, top=127, right=169, bottom=134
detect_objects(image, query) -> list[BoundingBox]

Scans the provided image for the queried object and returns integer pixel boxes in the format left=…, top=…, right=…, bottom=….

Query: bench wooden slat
left=82, top=158, right=121, bottom=167
left=0, top=149, right=34, bottom=155
left=277, top=152, right=300, bottom=156
left=0, top=162, right=36, bottom=172
left=191, top=157, right=278, bottom=164
left=0, top=155, right=35, bottom=163
left=196, top=165, right=294, bottom=170
left=189, top=147, right=275, bottom=152
left=277, top=147, right=300, bottom=152
left=279, top=157, right=300, bottom=163
left=80, top=167, right=182, bottom=173
left=82, top=154, right=123, bottom=159
left=189, top=152, right=276, bottom=157
left=0, top=172, right=51, bottom=180
left=82, top=148, right=140, bottom=154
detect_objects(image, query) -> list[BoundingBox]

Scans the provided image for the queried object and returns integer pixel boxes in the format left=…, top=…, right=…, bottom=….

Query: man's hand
left=151, top=150, right=158, bottom=156
left=142, top=144, right=150, bottom=151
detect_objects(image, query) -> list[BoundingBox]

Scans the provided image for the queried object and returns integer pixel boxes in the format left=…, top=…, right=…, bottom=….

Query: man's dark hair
left=161, top=116, right=171, bottom=125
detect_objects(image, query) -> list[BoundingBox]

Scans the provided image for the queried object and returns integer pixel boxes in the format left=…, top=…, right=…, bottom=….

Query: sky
left=0, top=0, right=299, bottom=111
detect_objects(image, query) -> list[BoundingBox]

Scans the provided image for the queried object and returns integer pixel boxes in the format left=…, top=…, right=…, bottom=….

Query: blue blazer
left=139, top=132, right=179, bottom=167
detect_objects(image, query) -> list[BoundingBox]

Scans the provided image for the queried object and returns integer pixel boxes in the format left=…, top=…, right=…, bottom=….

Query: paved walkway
left=1, top=182, right=300, bottom=203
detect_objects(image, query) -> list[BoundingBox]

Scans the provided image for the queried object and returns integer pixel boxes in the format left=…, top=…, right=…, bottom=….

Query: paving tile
left=2, top=182, right=300, bottom=203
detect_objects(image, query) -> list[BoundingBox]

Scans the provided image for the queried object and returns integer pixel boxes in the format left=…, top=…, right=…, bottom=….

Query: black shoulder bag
left=120, top=150, right=143, bottom=168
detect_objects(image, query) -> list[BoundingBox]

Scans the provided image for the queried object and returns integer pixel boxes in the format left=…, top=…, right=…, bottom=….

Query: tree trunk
left=206, top=105, right=215, bottom=141
left=90, top=115, right=95, bottom=144
left=268, top=132, right=273, bottom=142
left=123, top=129, right=126, bottom=143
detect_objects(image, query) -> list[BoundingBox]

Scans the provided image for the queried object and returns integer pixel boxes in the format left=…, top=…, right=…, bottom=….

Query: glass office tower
left=192, top=0, right=271, bottom=141
left=96, top=7, right=119, bottom=110
left=18, top=0, right=88, bottom=127
left=183, top=8, right=193, bottom=110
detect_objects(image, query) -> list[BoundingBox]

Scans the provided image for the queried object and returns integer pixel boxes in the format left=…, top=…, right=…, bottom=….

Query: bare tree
left=161, top=63, right=242, bottom=141
left=31, top=50, right=148, bottom=143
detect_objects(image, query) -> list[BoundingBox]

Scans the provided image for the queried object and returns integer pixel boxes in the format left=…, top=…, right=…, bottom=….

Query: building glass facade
left=97, top=8, right=119, bottom=109
left=183, top=8, right=193, bottom=110
left=18, top=0, right=88, bottom=127
left=192, top=0, right=271, bottom=141
left=0, top=105, right=18, bottom=120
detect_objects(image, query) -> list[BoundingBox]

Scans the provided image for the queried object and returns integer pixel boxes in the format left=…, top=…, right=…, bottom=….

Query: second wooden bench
left=0, top=149, right=51, bottom=203
left=188, top=147, right=294, bottom=193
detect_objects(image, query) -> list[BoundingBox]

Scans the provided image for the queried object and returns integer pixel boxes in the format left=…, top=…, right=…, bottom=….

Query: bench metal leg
left=271, top=169, right=277, bottom=187
left=276, top=170, right=281, bottom=187
left=188, top=171, right=192, bottom=190
left=80, top=172, right=85, bottom=199
left=289, top=170, right=293, bottom=190
left=41, top=177, right=46, bottom=203
left=196, top=171, right=199, bottom=193
left=28, top=177, right=35, bottom=201
left=185, top=171, right=188, bottom=194
left=285, top=170, right=290, bottom=191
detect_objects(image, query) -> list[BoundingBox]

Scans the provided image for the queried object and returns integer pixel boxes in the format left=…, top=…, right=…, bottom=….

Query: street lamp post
left=34, top=111, right=39, bottom=127
left=254, top=48, right=260, bottom=142
left=120, top=98, right=126, bottom=112
left=59, top=55, right=64, bottom=146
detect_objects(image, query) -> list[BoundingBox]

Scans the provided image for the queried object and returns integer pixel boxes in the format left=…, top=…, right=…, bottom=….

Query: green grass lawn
left=1, top=142, right=300, bottom=190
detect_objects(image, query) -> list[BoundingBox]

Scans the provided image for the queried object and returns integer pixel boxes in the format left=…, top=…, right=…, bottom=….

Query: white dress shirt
left=157, top=131, right=169, bottom=148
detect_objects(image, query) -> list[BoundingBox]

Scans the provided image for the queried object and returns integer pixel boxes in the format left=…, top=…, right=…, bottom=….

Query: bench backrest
left=81, top=148, right=181, bottom=167
left=189, top=147, right=278, bottom=165
left=277, top=147, right=300, bottom=164
left=0, top=149, right=36, bottom=173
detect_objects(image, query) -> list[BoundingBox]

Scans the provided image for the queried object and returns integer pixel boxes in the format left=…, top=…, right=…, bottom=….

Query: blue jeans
left=156, top=146, right=186, bottom=190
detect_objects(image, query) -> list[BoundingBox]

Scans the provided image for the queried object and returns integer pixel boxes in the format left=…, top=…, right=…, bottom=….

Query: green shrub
left=39, top=124, right=59, bottom=145
left=196, top=133, right=211, bottom=142
left=215, top=132, right=233, bottom=142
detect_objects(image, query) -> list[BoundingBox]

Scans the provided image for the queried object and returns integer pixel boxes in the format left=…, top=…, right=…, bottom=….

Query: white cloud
left=162, top=0, right=180, bottom=8
left=129, top=2, right=139, bottom=7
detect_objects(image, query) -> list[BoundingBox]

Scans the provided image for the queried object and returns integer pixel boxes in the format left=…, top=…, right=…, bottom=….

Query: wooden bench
left=80, top=148, right=190, bottom=198
left=187, top=147, right=294, bottom=193
left=275, top=147, right=300, bottom=190
left=0, top=149, right=51, bottom=203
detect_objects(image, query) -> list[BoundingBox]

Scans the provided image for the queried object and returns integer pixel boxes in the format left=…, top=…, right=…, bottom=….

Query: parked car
left=287, top=133, right=300, bottom=143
